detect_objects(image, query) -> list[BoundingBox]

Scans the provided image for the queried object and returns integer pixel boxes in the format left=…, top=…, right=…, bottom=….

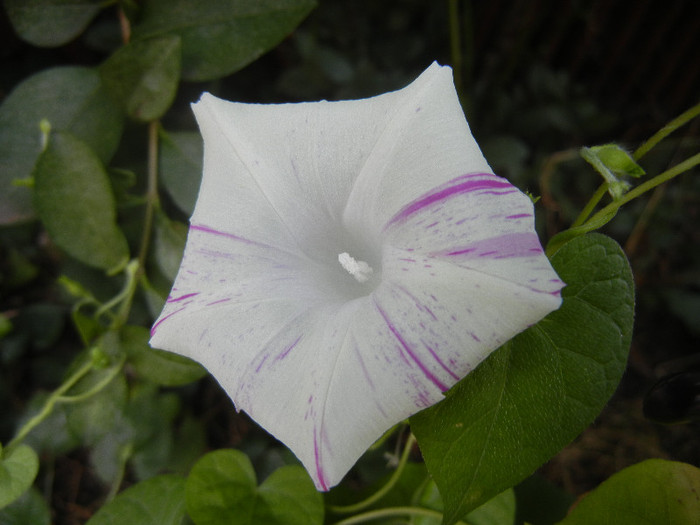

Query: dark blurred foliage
left=1, top=0, right=699, bottom=519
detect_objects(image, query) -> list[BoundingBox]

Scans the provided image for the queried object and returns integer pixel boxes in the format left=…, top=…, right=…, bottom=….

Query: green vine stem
left=55, top=354, right=126, bottom=404
left=4, top=352, right=125, bottom=455
left=137, top=120, right=161, bottom=276
left=332, top=506, right=470, bottom=525
left=329, top=434, right=417, bottom=514
left=633, top=101, right=700, bottom=161
left=546, top=151, right=700, bottom=256
left=4, top=360, right=93, bottom=453
left=571, top=182, right=609, bottom=228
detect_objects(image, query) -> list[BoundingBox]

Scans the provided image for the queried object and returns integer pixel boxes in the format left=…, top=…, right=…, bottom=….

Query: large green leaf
left=100, top=36, right=182, bottom=122
left=131, top=0, right=317, bottom=81
left=4, top=0, right=102, bottom=47
left=32, top=132, right=129, bottom=271
left=86, top=474, right=186, bottom=525
left=411, top=233, right=634, bottom=524
left=558, top=460, right=700, bottom=525
left=159, top=129, right=202, bottom=215
left=186, top=449, right=323, bottom=525
left=0, top=444, right=39, bottom=510
left=0, top=66, right=123, bottom=224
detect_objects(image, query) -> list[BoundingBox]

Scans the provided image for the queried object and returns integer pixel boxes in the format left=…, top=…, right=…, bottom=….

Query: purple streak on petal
left=150, top=307, right=187, bottom=337
left=436, top=232, right=543, bottom=259
left=167, top=292, right=199, bottom=303
left=255, top=353, right=269, bottom=373
left=383, top=173, right=512, bottom=230
left=353, top=343, right=376, bottom=391
left=373, top=300, right=448, bottom=391
left=424, top=342, right=460, bottom=380
left=191, top=223, right=271, bottom=248
left=275, top=335, right=302, bottom=362
left=206, top=298, right=231, bottom=306
left=314, top=427, right=329, bottom=491
left=505, top=213, right=532, bottom=219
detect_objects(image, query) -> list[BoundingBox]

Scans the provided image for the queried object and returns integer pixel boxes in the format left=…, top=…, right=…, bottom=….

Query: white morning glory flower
left=150, top=62, right=564, bottom=490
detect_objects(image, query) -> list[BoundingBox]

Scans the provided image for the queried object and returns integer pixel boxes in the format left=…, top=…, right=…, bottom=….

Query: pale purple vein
left=383, top=172, right=511, bottom=230
left=274, top=335, right=302, bottom=362
left=314, top=426, right=329, bottom=491
left=434, top=232, right=543, bottom=259
left=373, top=299, right=448, bottom=391
left=190, top=223, right=271, bottom=249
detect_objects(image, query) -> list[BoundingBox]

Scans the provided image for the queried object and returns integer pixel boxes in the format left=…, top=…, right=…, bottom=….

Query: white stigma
left=338, top=252, right=374, bottom=283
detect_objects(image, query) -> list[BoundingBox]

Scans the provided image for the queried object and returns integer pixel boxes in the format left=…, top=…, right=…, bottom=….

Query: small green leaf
left=0, top=444, right=40, bottom=510
left=100, top=36, right=182, bottom=122
left=0, top=66, right=123, bottom=224
left=86, top=474, right=186, bottom=525
left=0, top=487, right=51, bottom=525
left=159, top=129, right=203, bottom=215
left=33, top=131, right=129, bottom=271
left=131, top=0, right=317, bottom=81
left=558, top=460, right=700, bottom=525
left=580, top=144, right=645, bottom=199
left=411, top=233, right=634, bottom=524
left=186, top=449, right=323, bottom=525
left=121, top=325, right=206, bottom=386
left=4, top=0, right=102, bottom=47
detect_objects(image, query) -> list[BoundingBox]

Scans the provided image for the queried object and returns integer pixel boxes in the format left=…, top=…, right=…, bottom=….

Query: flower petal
left=343, top=63, right=491, bottom=245
left=150, top=62, right=564, bottom=491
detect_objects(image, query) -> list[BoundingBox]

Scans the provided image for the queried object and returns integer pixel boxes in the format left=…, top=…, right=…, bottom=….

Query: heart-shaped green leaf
left=32, top=131, right=129, bottom=271
left=0, top=444, right=40, bottom=510
left=100, top=36, right=182, bottom=122
left=4, top=0, right=102, bottom=47
left=186, top=449, right=323, bottom=525
left=411, top=233, right=634, bottom=524
left=558, top=460, right=700, bottom=525
left=86, top=474, right=186, bottom=525
left=131, top=0, right=317, bottom=81
left=0, top=66, right=123, bottom=224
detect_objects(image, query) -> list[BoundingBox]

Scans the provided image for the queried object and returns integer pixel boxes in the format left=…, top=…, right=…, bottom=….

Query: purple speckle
left=438, top=233, right=543, bottom=260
